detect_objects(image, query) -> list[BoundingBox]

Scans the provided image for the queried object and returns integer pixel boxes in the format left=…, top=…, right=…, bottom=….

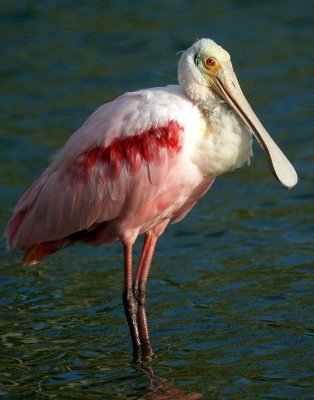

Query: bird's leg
left=122, top=242, right=141, bottom=358
left=134, top=233, right=158, bottom=360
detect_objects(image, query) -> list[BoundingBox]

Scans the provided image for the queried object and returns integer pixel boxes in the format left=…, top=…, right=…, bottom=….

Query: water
left=1, top=1, right=313, bottom=399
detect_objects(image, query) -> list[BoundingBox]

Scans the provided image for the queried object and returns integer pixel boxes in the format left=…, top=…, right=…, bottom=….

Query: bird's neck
left=179, top=81, right=253, bottom=176
left=189, top=95, right=253, bottom=177
left=184, top=84, right=224, bottom=117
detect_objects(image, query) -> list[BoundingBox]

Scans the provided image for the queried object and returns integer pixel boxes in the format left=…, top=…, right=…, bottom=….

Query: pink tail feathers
left=5, top=209, right=27, bottom=251
left=5, top=170, right=51, bottom=252
left=4, top=169, right=62, bottom=264
left=23, top=240, right=67, bottom=265
left=6, top=212, right=69, bottom=265
left=6, top=210, right=75, bottom=265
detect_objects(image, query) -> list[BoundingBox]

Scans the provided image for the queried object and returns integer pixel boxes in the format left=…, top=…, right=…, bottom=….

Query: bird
left=5, top=38, right=298, bottom=360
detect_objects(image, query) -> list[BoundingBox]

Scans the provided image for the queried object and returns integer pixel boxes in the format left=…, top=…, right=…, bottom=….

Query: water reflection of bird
left=139, top=376, right=204, bottom=400
left=138, top=363, right=205, bottom=399
left=5, top=38, right=297, bottom=359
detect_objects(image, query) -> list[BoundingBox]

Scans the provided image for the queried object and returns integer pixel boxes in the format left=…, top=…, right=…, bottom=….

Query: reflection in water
left=138, top=362, right=204, bottom=400
left=139, top=378, right=203, bottom=400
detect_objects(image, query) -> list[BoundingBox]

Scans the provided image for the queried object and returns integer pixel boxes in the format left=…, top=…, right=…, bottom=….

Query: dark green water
left=1, top=1, right=313, bottom=399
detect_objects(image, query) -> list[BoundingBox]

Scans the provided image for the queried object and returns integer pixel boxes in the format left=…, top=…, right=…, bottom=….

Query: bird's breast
left=189, top=104, right=253, bottom=177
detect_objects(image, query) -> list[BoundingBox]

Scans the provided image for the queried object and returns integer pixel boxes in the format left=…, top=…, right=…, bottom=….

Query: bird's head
left=178, top=38, right=298, bottom=189
left=178, top=38, right=230, bottom=103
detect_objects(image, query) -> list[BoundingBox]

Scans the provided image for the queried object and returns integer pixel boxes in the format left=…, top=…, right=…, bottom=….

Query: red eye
left=205, top=57, right=215, bottom=67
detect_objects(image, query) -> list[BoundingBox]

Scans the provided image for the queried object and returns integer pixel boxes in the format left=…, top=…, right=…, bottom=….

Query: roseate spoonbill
left=5, top=38, right=297, bottom=359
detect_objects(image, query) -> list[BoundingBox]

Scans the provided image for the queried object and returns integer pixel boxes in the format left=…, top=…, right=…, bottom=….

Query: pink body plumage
left=5, top=86, right=215, bottom=263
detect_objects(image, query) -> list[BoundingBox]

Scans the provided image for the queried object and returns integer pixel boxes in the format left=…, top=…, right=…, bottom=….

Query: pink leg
left=133, top=234, right=158, bottom=360
left=133, top=220, right=169, bottom=360
left=122, top=242, right=141, bottom=356
left=122, top=221, right=168, bottom=360
left=133, top=234, right=158, bottom=361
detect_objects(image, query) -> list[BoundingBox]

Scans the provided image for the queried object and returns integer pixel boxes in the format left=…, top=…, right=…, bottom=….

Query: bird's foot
left=141, top=339, right=154, bottom=361
left=133, top=340, right=153, bottom=362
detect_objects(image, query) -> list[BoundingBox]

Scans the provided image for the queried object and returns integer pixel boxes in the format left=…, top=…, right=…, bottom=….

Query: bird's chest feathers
left=190, top=105, right=253, bottom=177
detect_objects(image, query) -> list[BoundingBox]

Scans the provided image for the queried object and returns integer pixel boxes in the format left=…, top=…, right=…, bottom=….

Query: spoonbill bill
left=5, top=38, right=298, bottom=359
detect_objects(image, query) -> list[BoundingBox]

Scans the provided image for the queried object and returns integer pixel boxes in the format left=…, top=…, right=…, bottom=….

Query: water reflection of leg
left=137, top=366, right=204, bottom=400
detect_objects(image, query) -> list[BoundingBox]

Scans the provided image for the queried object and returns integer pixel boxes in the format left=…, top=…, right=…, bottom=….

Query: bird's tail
left=22, top=229, right=88, bottom=265
left=23, top=239, right=68, bottom=265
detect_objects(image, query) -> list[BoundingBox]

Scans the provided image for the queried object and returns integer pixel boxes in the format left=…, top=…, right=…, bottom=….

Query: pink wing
left=5, top=90, right=185, bottom=257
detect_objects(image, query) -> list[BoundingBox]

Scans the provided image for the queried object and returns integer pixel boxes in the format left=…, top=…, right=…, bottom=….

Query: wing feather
left=5, top=87, right=191, bottom=251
